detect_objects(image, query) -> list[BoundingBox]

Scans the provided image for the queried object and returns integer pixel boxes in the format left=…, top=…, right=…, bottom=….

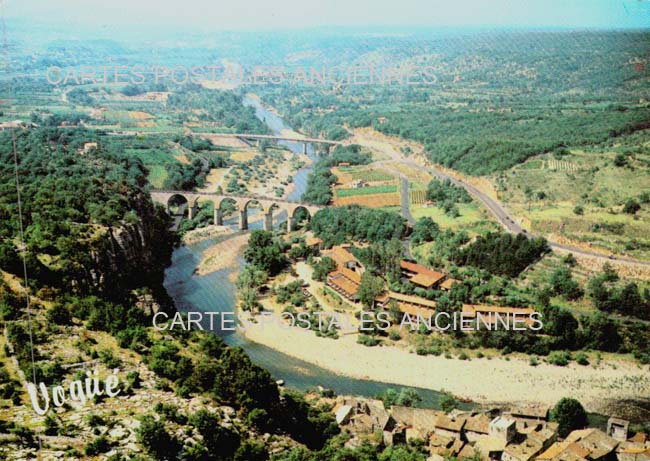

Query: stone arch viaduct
left=150, top=190, right=324, bottom=232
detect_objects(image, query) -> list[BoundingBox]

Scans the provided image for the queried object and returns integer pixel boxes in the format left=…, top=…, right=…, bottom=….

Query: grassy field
left=338, top=166, right=394, bottom=182
left=494, top=146, right=650, bottom=259
left=336, top=184, right=398, bottom=197
left=146, top=164, right=169, bottom=188
left=411, top=203, right=500, bottom=235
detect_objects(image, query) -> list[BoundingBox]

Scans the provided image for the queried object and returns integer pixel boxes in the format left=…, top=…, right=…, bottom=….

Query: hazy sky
left=8, top=0, right=650, bottom=30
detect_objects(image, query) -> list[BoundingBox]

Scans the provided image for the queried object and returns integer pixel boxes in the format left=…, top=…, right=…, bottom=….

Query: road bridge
left=195, top=132, right=342, bottom=154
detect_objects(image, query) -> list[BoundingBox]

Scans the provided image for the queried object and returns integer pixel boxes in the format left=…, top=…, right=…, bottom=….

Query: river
left=162, top=95, right=458, bottom=409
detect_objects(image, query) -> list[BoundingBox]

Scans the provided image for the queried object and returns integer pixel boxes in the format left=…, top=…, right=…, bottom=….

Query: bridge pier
left=239, top=209, right=248, bottom=230
left=188, top=203, right=196, bottom=220
left=287, top=216, right=296, bottom=233
left=264, top=211, right=274, bottom=231
left=214, top=207, right=223, bottom=226
left=302, top=143, right=307, bottom=155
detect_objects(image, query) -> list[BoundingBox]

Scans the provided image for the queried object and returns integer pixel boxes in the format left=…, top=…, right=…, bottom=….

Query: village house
left=304, top=233, right=323, bottom=250
left=429, top=433, right=467, bottom=459
left=324, top=245, right=362, bottom=271
left=537, top=429, right=619, bottom=461
left=326, top=268, right=361, bottom=301
left=465, top=413, right=492, bottom=442
left=476, top=434, right=509, bottom=461
left=435, top=414, right=467, bottom=439
left=440, top=278, right=460, bottom=291
left=400, top=260, right=447, bottom=289
left=0, top=120, right=37, bottom=130
left=503, top=426, right=558, bottom=461
left=81, top=142, right=98, bottom=154
left=376, top=291, right=437, bottom=317
left=617, top=446, right=650, bottom=461
left=503, top=436, right=547, bottom=461
left=333, top=397, right=395, bottom=439
left=607, top=418, right=630, bottom=442
left=616, top=436, right=650, bottom=461
left=349, top=179, right=368, bottom=189
left=390, top=406, right=442, bottom=442
left=462, top=305, right=538, bottom=329
left=323, top=245, right=364, bottom=301
left=504, top=405, right=551, bottom=430
left=491, top=417, right=518, bottom=443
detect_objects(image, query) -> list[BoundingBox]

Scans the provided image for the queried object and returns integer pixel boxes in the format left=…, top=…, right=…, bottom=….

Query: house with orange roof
left=375, top=291, right=437, bottom=317
left=536, top=429, right=618, bottom=461
left=440, top=278, right=460, bottom=291
left=400, top=260, right=447, bottom=289
left=462, top=305, right=538, bottom=328
left=323, top=245, right=362, bottom=271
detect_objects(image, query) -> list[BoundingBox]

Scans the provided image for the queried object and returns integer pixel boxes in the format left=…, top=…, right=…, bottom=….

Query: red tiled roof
left=400, top=261, right=446, bottom=286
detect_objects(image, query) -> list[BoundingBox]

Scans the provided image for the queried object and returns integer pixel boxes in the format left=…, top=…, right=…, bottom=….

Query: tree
left=440, top=393, right=459, bottom=413
left=357, top=272, right=385, bottom=309
left=623, top=199, right=640, bottom=215
left=234, top=440, right=269, bottom=461
left=614, top=153, right=627, bottom=167
left=411, top=217, right=440, bottom=245
left=562, top=253, right=577, bottom=267
left=360, top=239, right=404, bottom=282
left=551, top=398, right=587, bottom=438
left=542, top=305, right=578, bottom=350
left=189, top=409, right=240, bottom=460
left=137, top=415, right=179, bottom=459
left=312, top=256, right=337, bottom=282
left=549, top=267, right=583, bottom=301
left=236, top=265, right=269, bottom=312
left=244, top=230, right=287, bottom=275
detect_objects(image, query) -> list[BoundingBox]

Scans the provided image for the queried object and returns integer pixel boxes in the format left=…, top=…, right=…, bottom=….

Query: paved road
left=399, top=176, right=416, bottom=226
left=388, top=158, right=650, bottom=267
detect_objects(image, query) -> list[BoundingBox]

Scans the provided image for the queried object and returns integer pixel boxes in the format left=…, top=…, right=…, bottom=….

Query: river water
left=162, top=95, right=456, bottom=409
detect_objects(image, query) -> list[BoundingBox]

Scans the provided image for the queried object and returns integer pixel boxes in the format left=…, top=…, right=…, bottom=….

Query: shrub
left=357, top=334, right=380, bottom=347
left=575, top=352, right=590, bottom=366
left=551, top=398, right=588, bottom=438
left=84, top=435, right=110, bottom=456
left=548, top=351, right=571, bottom=366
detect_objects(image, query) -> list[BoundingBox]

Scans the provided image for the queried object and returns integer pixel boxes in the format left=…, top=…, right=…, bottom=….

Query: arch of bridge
left=151, top=191, right=321, bottom=218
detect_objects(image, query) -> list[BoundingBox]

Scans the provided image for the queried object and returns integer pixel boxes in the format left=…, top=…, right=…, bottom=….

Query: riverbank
left=195, top=231, right=250, bottom=276
left=242, top=318, right=650, bottom=413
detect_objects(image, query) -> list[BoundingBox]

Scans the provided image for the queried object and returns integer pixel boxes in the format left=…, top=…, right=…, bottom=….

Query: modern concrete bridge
left=195, top=132, right=342, bottom=154
left=150, top=190, right=323, bottom=231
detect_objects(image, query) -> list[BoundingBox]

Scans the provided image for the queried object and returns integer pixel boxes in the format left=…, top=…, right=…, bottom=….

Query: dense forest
left=257, top=31, right=650, bottom=174
left=0, top=128, right=174, bottom=299
left=310, top=206, right=407, bottom=245
left=453, top=232, right=550, bottom=278
left=166, top=86, right=269, bottom=133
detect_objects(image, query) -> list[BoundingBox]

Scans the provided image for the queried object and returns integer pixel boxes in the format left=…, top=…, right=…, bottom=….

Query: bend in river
left=163, top=95, right=458, bottom=409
